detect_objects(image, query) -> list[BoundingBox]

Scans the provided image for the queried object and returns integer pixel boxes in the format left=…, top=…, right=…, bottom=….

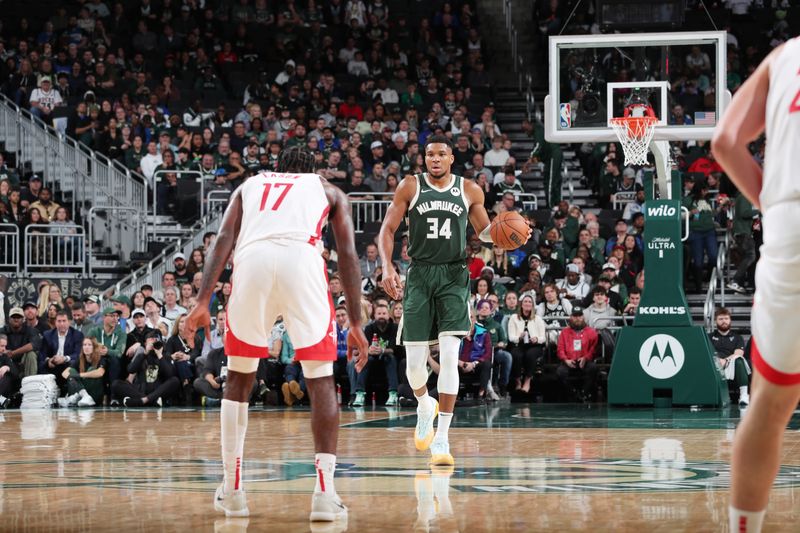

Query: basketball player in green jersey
left=379, top=135, right=530, bottom=466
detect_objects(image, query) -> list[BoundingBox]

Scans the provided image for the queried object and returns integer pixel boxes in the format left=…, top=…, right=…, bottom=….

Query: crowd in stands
left=0, top=0, right=771, bottom=407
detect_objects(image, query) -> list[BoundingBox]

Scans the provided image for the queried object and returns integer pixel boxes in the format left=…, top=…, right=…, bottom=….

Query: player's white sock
left=221, top=399, right=248, bottom=493
left=434, top=412, right=453, bottom=443
left=314, top=453, right=337, bottom=494
left=415, top=391, right=432, bottom=413
left=729, top=506, right=765, bottom=533
left=739, top=385, right=749, bottom=398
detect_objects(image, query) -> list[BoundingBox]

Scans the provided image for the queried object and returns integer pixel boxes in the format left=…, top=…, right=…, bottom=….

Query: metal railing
left=206, top=190, right=232, bottom=214
left=703, top=231, right=730, bottom=332
left=541, top=314, right=631, bottom=362
left=87, top=206, right=145, bottom=276
left=348, top=192, right=394, bottom=233
left=114, top=209, right=224, bottom=297
left=0, top=94, right=149, bottom=255
left=23, top=223, right=85, bottom=275
left=152, top=169, right=204, bottom=240
left=0, top=223, right=19, bottom=271
left=516, top=192, right=539, bottom=211
left=612, top=191, right=637, bottom=210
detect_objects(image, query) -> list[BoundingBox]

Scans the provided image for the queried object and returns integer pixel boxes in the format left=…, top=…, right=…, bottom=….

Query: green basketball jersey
left=406, top=173, right=469, bottom=264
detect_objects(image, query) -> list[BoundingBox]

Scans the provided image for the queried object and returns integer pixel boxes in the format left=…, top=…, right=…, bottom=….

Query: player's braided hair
left=277, top=146, right=316, bottom=173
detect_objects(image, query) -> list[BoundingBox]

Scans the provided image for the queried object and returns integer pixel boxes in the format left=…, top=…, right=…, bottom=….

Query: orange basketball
left=490, top=211, right=529, bottom=250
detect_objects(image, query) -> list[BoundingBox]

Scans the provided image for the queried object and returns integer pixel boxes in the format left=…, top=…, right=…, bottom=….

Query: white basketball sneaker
left=77, top=390, right=96, bottom=407
left=309, top=491, right=348, bottom=522
left=214, top=484, right=249, bottom=517
left=415, top=397, right=439, bottom=451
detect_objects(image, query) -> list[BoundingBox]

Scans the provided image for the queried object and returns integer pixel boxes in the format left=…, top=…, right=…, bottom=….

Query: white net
left=609, top=117, right=658, bottom=166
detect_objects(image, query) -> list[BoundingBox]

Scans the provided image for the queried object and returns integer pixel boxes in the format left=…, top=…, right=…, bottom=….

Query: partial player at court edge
left=712, top=38, right=800, bottom=533
left=183, top=147, right=369, bottom=523
left=378, top=134, right=531, bottom=467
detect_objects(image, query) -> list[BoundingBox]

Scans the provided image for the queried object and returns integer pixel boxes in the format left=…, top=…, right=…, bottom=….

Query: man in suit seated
left=40, top=310, right=84, bottom=393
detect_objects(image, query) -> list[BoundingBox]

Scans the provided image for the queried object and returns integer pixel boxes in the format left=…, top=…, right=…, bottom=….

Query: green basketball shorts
left=398, top=262, right=471, bottom=346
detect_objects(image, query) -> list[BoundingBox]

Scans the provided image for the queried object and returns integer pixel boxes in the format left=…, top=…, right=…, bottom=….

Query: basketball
left=490, top=211, right=529, bottom=250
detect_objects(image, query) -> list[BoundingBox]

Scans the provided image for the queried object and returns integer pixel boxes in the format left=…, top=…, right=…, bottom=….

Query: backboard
left=544, top=31, right=730, bottom=143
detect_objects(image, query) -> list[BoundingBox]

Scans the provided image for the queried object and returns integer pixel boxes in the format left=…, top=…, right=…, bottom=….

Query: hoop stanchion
left=609, top=116, right=658, bottom=166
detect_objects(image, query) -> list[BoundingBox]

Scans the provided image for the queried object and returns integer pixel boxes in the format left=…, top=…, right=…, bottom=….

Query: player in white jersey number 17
left=713, top=41, right=800, bottom=533
left=184, top=146, right=369, bottom=523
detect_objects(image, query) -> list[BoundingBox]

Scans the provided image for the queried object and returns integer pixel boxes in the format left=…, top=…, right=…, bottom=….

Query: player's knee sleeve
left=405, top=345, right=430, bottom=390
left=228, top=356, right=259, bottom=374
left=437, top=335, right=461, bottom=395
left=300, top=360, right=333, bottom=379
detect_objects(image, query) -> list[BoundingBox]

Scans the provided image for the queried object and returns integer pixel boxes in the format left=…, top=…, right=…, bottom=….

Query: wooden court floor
left=1, top=404, right=799, bottom=532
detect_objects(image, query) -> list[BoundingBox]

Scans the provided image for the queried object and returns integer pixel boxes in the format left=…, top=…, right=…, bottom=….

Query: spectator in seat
left=682, top=178, right=718, bottom=293
left=23, top=301, right=49, bottom=336
left=687, top=148, right=723, bottom=178
left=0, top=334, right=21, bottom=407
left=538, top=283, right=573, bottom=347
left=71, top=303, right=95, bottom=336
left=110, top=294, right=132, bottom=332
left=59, top=336, right=106, bottom=407
left=89, top=307, right=126, bottom=396
left=111, top=331, right=179, bottom=407
left=709, top=307, right=750, bottom=406
left=162, top=287, right=187, bottom=321
left=40, top=310, right=83, bottom=388
left=458, top=316, right=493, bottom=401
left=556, top=306, right=600, bottom=402
left=476, top=299, right=511, bottom=398
left=278, top=325, right=308, bottom=407
left=333, top=305, right=351, bottom=400
left=348, top=304, right=400, bottom=406
left=484, top=136, right=510, bottom=168
left=83, top=295, right=102, bottom=326
left=623, top=287, right=642, bottom=319
left=556, top=263, right=590, bottom=301
left=604, top=219, right=632, bottom=257
left=727, top=191, right=759, bottom=294
left=506, top=295, right=546, bottom=394
left=0, top=307, right=39, bottom=378
left=125, top=308, right=154, bottom=359
left=29, top=76, right=63, bottom=122
left=360, top=243, right=381, bottom=279
left=165, top=313, right=200, bottom=405
left=29, top=187, right=60, bottom=223
left=598, top=159, right=622, bottom=209
left=582, top=286, right=619, bottom=359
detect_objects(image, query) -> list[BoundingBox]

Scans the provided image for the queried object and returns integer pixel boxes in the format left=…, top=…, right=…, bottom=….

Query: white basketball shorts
left=751, top=202, right=800, bottom=385
left=225, top=240, right=336, bottom=361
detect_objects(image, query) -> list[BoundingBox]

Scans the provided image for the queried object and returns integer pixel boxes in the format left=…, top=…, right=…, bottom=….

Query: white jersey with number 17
left=235, top=171, right=330, bottom=256
left=762, top=37, right=800, bottom=211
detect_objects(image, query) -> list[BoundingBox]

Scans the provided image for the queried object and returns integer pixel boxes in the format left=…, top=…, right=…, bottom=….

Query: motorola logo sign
left=639, top=334, right=685, bottom=380
left=646, top=205, right=677, bottom=217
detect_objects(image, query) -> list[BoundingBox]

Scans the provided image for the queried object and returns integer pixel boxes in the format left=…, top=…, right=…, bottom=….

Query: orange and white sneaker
left=214, top=484, right=249, bottom=517
left=414, top=397, right=439, bottom=451
left=429, top=440, right=454, bottom=467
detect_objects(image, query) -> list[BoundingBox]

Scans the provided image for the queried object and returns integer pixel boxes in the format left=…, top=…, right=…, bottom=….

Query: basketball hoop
left=609, top=116, right=658, bottom=166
